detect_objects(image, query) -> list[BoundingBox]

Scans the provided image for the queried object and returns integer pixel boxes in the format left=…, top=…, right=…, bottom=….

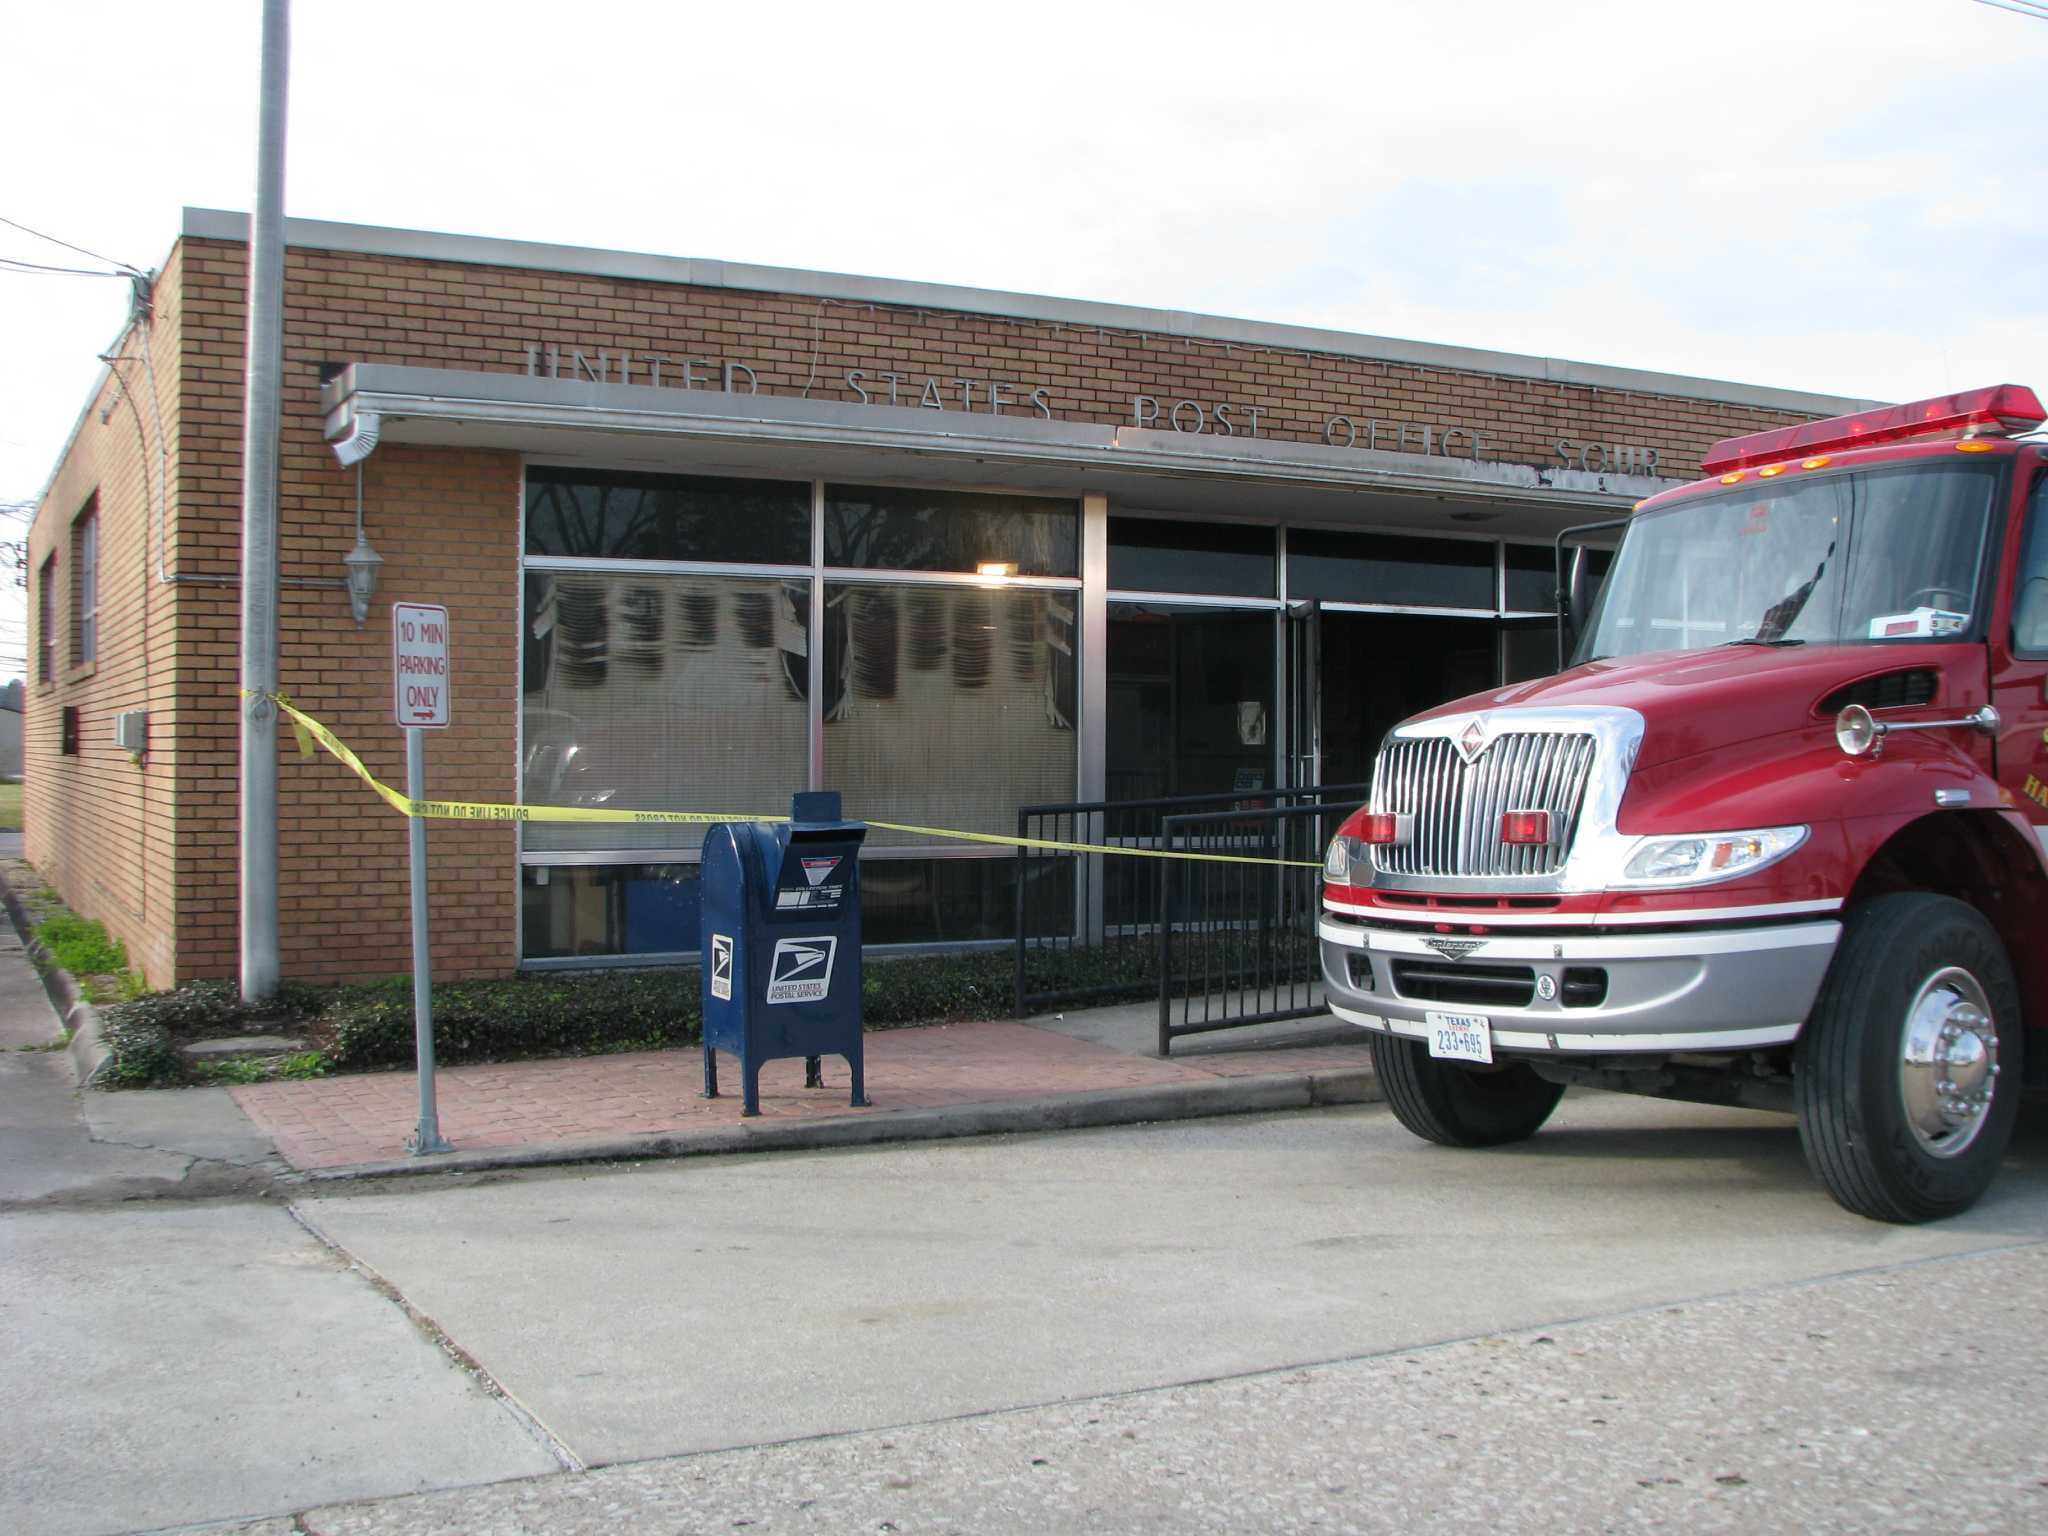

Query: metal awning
left=322, top=364, right=1682, bottom=539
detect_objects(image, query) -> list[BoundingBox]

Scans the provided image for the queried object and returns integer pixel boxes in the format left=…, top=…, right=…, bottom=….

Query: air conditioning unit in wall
left=113, top=710, right=148, bottom=757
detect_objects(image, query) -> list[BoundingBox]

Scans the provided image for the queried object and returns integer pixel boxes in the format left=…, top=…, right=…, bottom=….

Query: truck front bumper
left=1317, top=912, right=1841, bottom=1054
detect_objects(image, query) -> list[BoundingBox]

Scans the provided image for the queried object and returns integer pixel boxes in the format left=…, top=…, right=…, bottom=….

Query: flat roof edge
left=183, top=208, right=1878, bottom=419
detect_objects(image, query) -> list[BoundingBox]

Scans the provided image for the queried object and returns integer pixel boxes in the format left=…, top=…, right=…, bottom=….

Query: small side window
left=72, top=499, right=98, bottom=666
left=2014, top=471, right=2048, bottom=658
left=37, top=554, right=56, bottom=684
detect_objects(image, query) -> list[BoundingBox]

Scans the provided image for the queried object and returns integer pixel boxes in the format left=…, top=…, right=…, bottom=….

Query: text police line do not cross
left=393, top=602, right=451, bottom=729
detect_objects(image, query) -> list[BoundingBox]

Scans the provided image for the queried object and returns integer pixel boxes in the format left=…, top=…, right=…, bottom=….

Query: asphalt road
left=7, top=1088, right=2048, bottom=1534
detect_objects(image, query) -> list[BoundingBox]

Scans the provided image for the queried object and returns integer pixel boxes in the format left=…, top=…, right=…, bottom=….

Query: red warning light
left=1701, top=385, right=2046, bottom=474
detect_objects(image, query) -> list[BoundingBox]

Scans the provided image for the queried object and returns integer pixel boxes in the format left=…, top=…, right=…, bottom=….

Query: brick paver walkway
left=230, top=1019, right=1372, bottom=1172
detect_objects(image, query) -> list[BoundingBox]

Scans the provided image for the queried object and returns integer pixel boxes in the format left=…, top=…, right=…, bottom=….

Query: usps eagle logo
left=765, top=936, right=837, bottom=1004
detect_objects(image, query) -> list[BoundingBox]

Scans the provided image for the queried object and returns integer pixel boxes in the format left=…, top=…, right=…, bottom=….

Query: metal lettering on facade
left=520, top=340, right=1666, bottom=474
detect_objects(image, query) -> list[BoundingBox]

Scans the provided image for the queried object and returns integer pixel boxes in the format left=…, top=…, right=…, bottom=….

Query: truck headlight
left=1618, top=826, right=1807, bottom=887
left=1324, top=835, right=1364, bottom=884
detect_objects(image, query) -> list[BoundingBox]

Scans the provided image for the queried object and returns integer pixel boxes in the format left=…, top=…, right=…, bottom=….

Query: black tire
left=1368, top=1033, right=1566, bottom=1148
left=1796, top=892, right=2023, bottom=1223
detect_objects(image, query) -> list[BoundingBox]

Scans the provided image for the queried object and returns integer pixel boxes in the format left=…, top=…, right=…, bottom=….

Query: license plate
left=1426, top=1011, right=1493, bottom=1064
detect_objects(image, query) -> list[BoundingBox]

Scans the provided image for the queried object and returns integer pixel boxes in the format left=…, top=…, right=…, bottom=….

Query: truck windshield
left=1573, top=461, right=1999, bottom=664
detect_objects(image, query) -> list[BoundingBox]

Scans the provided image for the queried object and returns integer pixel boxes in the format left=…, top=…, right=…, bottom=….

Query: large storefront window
left=823, top=581, right=1078, bottom=849
left=520, top=470, right=1079, bottom=961
left=521, top=571, right=811, bottom=854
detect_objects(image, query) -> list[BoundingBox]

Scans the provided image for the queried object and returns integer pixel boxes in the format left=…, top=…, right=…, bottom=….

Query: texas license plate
left=1426, top=1011, right=1493, bottom=1064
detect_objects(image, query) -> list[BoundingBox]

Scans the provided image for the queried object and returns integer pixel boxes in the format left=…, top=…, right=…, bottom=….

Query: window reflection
left=824, top=485, right=1078, bottom=576
left=523, top=571, right=810, bottom=852
left=824, top=583, right=1076, bottom=847
left=526, top=468, right=810, bottom=564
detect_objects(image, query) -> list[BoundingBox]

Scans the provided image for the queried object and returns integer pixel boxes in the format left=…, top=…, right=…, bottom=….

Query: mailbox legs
left=703, top=1045, right=868, bottom=1113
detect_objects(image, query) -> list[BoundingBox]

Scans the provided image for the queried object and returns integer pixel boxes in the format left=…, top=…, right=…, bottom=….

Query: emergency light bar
left=1700, top=384, right=2046, bottom=475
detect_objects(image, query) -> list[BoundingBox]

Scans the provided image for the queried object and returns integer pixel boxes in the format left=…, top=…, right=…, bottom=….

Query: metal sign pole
left=406, top=725, right=451, bottom=1155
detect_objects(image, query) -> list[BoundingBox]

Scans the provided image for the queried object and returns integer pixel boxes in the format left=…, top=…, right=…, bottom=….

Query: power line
left=1974, top=0, right=2048, bottom=21
left=0, top=214, right=143, bottom=276
left=0, top=256, right=132, bottom=279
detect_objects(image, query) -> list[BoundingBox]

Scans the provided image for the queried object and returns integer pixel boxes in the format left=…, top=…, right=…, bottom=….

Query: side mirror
left=1835, top=703, right=1882, bottom=758
left=1554, top=517, right=1629, bottom=671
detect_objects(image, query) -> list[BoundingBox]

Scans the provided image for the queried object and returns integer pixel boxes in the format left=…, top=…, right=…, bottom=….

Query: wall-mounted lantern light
left=331, top=412, right=382, bottom=626
left=342, top=530, right=383, bottom=626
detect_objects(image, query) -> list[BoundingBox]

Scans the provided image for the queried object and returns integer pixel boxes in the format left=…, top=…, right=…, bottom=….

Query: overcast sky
left=3, top=0, right=2046, bottom=668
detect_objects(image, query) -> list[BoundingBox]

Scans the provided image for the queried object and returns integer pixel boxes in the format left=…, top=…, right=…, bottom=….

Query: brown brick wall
left=31, top=227, right=1835, bottom=987
left=199, top=237, right=1815, bottom=482
left=25, top=247, right=185, bottom=987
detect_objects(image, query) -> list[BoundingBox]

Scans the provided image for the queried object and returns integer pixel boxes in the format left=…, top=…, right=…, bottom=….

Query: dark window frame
left=72, top=498, right=98, bottom=666
left=37, top=553, right=56, bottom=684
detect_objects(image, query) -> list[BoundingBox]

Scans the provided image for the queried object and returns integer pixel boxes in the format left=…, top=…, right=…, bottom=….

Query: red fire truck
left=1319, top=385, right=2048, bottom=1222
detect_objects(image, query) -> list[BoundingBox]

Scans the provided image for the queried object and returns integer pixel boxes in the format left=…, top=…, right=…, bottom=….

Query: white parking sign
left=393, top=603, right=451, bottom=728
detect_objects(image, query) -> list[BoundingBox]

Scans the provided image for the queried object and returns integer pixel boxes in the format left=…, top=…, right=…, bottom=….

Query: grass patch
left=31, top=912, right=146, bottom=1005
left=188, top=1050, right=331, bottom=1086
left=0, top=781, right=21, bottom=833
left=36, top=913, right=129, bottom=980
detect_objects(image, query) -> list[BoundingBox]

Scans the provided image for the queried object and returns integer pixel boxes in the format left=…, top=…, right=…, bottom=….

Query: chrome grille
left=1371, top=732, right=1598, bottom=878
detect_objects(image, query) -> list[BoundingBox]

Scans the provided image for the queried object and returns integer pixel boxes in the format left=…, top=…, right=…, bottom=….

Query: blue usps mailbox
left=700, top=791, right=869, bottom=1117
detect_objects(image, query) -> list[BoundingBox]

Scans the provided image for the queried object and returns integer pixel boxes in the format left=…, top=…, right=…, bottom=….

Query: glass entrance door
left=1317, top=611, right=1501, bottom=789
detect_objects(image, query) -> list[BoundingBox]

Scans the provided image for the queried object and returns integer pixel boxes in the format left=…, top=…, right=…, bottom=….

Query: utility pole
left=240, top=0, right=289, bottom=1004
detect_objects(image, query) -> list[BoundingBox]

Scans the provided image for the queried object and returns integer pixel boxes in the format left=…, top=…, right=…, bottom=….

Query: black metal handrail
left=1155, top=798, right=1364, bottom=1054
left=1012, top=784, right=1368, bottom=1017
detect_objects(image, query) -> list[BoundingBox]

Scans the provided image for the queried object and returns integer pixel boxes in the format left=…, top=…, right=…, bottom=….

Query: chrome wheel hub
left=1898, top=967, right=1999, bottom=1159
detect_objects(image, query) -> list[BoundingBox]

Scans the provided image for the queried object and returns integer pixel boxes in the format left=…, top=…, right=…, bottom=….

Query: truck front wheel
left=1368, top=1035, right=1565, bottom=1148
left=1796, top=892, right=2022, bottom=1223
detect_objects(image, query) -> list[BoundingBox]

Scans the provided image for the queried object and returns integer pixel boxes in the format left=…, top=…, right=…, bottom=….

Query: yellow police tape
left=257, top=694, right=1325, bottom=868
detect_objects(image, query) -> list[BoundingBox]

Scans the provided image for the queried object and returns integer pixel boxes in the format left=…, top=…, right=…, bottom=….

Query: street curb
left=0, top=863, right=110, bottom=1087
left=283, top=1065, right=1381, bottom=1185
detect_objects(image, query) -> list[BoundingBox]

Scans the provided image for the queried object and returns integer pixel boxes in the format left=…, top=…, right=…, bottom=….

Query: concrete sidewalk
left=231, top=1003, right=1378, bottom=1181
left=0, top=844, right=1376, bottom=1185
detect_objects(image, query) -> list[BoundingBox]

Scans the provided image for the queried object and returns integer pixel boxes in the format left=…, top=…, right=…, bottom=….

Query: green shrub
left=97, top=1014, right=183, bottom=1089
left=863, top=949, right=1018, bottom=1024
left=324, top=969, right=704, bottom=1070
left=87, top=931, right=1209, bottom=1089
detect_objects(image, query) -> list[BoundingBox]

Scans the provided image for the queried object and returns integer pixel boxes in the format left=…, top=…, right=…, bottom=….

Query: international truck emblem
left=766, top=936, right=837, bottom=1003
left=1421, top=936, right=1484, bottom=961
left=1457, top=720, right=1487, bottom=762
